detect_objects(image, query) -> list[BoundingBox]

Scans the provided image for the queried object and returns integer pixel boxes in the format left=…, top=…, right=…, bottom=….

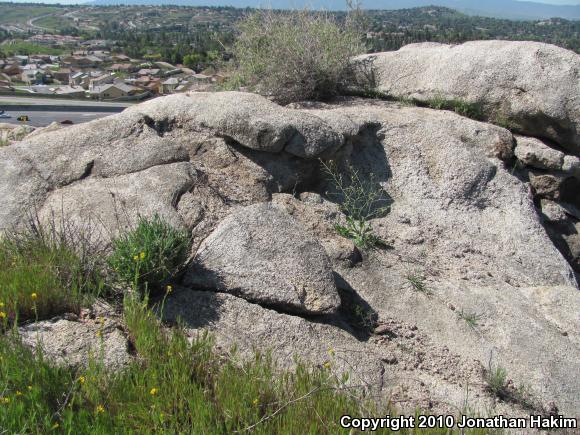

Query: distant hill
left=88, top=0, right=580, bottom=21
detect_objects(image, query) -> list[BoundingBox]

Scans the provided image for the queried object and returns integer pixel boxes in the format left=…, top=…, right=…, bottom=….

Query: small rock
left=374, top=324, right=392, bottom=335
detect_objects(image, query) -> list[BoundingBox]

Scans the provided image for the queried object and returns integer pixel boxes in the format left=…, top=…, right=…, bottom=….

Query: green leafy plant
left=107, top=214, right=191, bottom=296
left=231, top=8, right=366, bottom=104
left=322, top=160, right=389, bottom=250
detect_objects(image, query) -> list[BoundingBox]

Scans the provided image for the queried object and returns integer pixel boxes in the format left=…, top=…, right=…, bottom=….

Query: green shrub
left=322, top=160, right=389, bottom=250
left=422, top=95, right=484, bottom=120
left=107, top=214, right=191, bottom=296
left=231, top=8, right=366, bottom=104
left=0, top=224, right=102, bottom=324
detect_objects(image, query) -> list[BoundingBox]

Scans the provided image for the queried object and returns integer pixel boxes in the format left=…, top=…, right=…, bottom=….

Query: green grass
left=0, top=295, right=497, bottom=434
left=34, top=15, right=74, bottom=31
left=0, top=40, right=67, bottom=57
left=0, top=232, right=101, bottom=325
left=107, top=214, right=191, bottom=297
left=0, top=4, right=61, bottom=26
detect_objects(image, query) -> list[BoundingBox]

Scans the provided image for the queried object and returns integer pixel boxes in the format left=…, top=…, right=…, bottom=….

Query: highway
left=0, top=96, right=134, bottom=108
left=0, top=96, right=134, bottom=127
left=0, top=111, right=113, bottom=127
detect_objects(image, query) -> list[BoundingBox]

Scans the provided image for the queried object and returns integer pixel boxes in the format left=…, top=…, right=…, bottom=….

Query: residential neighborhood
left=0, top=47, right=227, bottom=101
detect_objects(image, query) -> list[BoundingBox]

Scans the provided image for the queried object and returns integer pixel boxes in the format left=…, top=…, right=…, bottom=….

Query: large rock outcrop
left=1, top=90, right=579, bottom=417
left=353, top=41, right=580, bottom=154
left=185, top=202, right=341, bottom=315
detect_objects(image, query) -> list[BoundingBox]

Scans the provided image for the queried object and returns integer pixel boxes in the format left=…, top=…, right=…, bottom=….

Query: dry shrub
left=232, top=8, right=366, bottom=104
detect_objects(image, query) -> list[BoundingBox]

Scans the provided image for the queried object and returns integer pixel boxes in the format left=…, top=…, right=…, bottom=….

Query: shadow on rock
left=332, top=272, right=378, bottom=341
left=155, top=286, right=223, bottom=330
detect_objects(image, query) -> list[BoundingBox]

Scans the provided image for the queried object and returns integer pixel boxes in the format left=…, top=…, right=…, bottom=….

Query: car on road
left=0, top=110, right=10, bottom=119
left=17, top=115, right=29, bottom=122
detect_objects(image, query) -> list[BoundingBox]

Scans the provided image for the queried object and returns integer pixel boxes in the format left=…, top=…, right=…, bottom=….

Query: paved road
left=1, top=111, right=113, bottom=127
left=0, top=96, right=135, bottom=108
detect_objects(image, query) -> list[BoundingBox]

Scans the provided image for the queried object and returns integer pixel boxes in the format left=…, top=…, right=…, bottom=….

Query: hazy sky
left=7, top=0, right=580, bottom=4
left=519, top=0, right=580, bottom=4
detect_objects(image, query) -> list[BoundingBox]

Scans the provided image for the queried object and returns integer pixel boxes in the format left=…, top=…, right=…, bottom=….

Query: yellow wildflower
left=252, top=398, right=259, bottom=406
left=96, top=404, right=105, bottom=414
left=2, top=397, right=10, bottom=404
left=31, top=293, right=38, bottom=300
left=133, top=255, right=139, bottom=261
left=328, top=347, right=335, bottom=357
left=149, top=387, right=158, bottom=396
left=15, top=391, right=22, bottom=396
left=140, top=251, right=146, bottom=260
left=166, top=285, right=173, bottom=294
left=78, top=376, right=85, bottom=385
left=27, top=386, right=32, bottom=391
left=0, top=311, right=6, bottom=319
left=323, top=361, right=331, bottom=369
left=96, top=330, right=102, bottom=338
left=52, top=423, right=60, bottom=429
left=0, top=302, right=4, bottom=308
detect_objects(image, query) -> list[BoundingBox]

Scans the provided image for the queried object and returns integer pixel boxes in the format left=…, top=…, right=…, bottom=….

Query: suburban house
left=160, top=77, right=179, bottom=94
left=55, top=86, right=86, bottom=98
left=137, top=68, right=161, bottom=77
left=69, top=72, right=90, bottom=89
left=108, top=63, right=135, bottom=73
left=21, top=69, right=45, bottom=85
left=61, top=55, right=103, bottom=69
left=89, top=73, right=114, bottom=90
left=3, top=62, right=22, bottom=77
left=53, top=68, right=72, bottom=83
left=89, top=82, right=142, bottom=100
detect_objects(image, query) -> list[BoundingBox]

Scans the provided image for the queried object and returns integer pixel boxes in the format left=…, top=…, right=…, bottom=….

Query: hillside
left=86, top=0, right=580, bottom=20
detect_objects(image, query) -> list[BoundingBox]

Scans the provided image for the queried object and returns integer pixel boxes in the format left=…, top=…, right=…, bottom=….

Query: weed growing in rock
left=493, top=112, right=519, bottom=131
left=457, top=310, right=483, bottom=330
left=108, top=214, right=191, bottom=296
left=406, top=273, right=431, bottom=295
left=485, top=357, right=540, bottom=410
left=486, top=361, right=508, bottom=398
left=421, top=95, right=484, bottom=120
left=322, top=160, right=389, bottom=250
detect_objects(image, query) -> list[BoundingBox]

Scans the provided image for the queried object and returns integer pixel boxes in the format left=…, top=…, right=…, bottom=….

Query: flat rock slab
left=185, top=202, right=341, bottom=315
left=159, top=288, right=531, bottom=418
left=19, top=316, right=131, bottom=371
left=353, top=41, right=580, bottom=154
